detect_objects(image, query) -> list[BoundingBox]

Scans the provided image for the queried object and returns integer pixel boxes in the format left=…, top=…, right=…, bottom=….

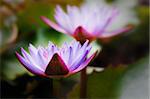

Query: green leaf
left=68, top=66, right=126, bottom=99
left=87, top=66, right=126, bottom=99
left=68, top=56, right=149, bottom=99
left=118, top=56, right=149, bottom=99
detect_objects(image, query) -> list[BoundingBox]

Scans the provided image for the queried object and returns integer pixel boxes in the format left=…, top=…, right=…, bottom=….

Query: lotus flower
left=41, top=3, right=133, bottom=43
left=15, top=40, right=97, bottom=78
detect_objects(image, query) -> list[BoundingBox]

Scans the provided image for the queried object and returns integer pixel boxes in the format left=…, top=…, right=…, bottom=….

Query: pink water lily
left=15, top=40, right=97, bottom=78
left=41, top=4, right=132, bottom=43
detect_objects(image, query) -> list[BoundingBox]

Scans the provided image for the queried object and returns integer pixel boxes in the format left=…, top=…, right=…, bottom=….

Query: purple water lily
left=15, top=40, right=97, bottom=78
left=41, top=4, right=132, bottom=43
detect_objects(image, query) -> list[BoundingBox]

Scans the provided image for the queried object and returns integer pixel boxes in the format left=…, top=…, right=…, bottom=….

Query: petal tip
left=15, top=51, right=20, bottom=58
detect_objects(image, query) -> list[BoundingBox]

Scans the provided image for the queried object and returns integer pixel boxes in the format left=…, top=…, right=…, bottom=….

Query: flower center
left=45, top=53, right=69, bottom=76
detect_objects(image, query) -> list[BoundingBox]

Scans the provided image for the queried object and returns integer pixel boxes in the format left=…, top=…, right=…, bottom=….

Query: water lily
left=41, top=3, right=133, bottom=43
left=15, top=40, right=97, bottom=78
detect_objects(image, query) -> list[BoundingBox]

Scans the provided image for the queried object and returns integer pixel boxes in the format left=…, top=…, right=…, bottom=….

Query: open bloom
left=41, top=3, right=133, bottom=43
left=15, top=40, right=97, bottom=78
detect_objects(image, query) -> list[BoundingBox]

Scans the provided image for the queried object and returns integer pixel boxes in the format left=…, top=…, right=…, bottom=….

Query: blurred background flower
left=0, top=0, right=149, bottom=98
left=41, top=0, right=138, bottom=43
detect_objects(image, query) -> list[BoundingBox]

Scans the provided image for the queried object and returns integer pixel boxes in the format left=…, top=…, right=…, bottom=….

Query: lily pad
left=68, top=56, right=149, bottom=99
left=68, top=66, right=126, bottom=99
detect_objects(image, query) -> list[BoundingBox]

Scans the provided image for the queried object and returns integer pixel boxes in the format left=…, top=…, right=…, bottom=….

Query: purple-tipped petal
left=71, top=40, right=81, bottom=56
left=41, top=16, right=67, bottom=34
left=21, top=48, right=35, bottom=64
left=80, top=40, right=89, bottom=51
left=28, top=44, right=38, bottom=58
left=71, top=51, right=97, bottom=73
left=29, top=44, right=37, bottom=53
left=29, top=46, right=48, bottom=70
left=68, top=46, right=73, bottom=65
left=15, top=52, right=45, bottom=76
left=45, top=53, right=69, bottom=76
left=69, top=50, right=89, bottom=71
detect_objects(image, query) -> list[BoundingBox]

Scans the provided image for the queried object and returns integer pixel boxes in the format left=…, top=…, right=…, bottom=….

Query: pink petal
left=99, top=8, right=119, bottom=33
left=99, top=25, right=132, bottom=38
left=54, top=6, right=74, bottom=34
left=40, top=16, right=67, bottom=34
left=15, top=52, right=45, bottom=76
left=71, top=51, right=97, bottom=74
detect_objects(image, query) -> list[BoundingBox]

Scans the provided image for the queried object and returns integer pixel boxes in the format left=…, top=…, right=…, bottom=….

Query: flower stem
left=79, top=41, right=89, bottom=98
left=34, top=76, right=54, bottom=98
left=80, top=67, right=87, bottom=98
left=50, top=78, right=54, bottom=97
left=53, top=79, right=62, bottom=98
